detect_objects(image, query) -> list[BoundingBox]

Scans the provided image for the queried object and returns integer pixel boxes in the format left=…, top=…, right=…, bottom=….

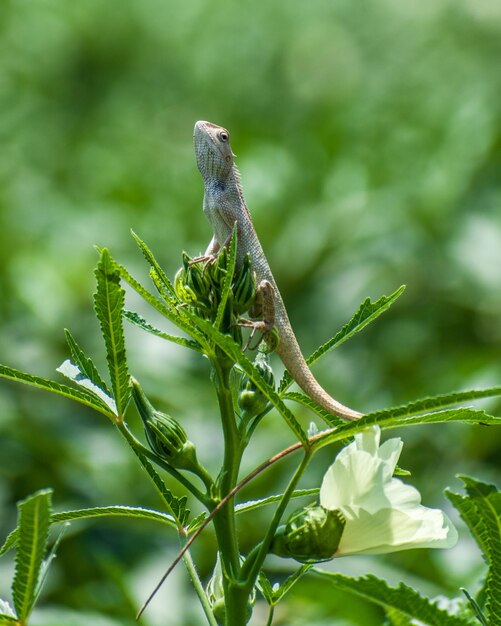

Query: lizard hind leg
left=239, top=280, right=280, bottom=352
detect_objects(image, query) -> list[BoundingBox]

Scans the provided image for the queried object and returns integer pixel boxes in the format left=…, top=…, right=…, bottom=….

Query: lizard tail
left=276, top=336, right=363, bottom=422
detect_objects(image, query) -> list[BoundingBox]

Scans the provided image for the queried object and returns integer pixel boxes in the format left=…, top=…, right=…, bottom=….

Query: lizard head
left=194, top=120, right=235, bottom=182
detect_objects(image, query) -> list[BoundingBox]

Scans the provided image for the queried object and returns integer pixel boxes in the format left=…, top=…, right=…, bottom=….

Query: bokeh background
left=1, top=0, right=501, bottom=624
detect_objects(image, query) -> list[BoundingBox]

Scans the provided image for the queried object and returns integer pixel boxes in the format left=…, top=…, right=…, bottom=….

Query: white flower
left=320, top=426, right=458, bottom=556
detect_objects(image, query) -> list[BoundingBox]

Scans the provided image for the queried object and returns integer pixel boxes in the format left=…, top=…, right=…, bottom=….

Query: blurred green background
left=1, top=0, right=501, bottom=624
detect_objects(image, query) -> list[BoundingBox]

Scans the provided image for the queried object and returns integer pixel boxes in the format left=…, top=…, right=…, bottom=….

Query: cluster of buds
left=270, top=504, right=346, bottom=563
left=174, top=250, right=256, bottom=335
left=131, top=377, right=200, bottom=473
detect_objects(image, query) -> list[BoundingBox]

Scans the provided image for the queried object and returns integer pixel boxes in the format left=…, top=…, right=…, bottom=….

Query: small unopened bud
left=270, top=505, right=345, bottom=563
left=207, top=554, right=254, bottom=625
left=232, top=253, right=256, bottom=315
left=131, top=378, right=198, bottom=471
left=238, top=350, right=274, bottom=421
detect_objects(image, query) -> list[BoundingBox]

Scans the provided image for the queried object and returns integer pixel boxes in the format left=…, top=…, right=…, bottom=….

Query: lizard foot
left=237, top=318, right=279, bottom=352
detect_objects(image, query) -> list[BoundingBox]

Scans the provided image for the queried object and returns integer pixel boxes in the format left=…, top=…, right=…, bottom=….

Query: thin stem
left=211, top=358, right=241, bottom=576
left=265, top=605, right=275, bottom=626
left=183, top=545, right=219, bottom=626
left=241, top=450, right=313, bottom=589
left=118, top=422, right=209, bottom=505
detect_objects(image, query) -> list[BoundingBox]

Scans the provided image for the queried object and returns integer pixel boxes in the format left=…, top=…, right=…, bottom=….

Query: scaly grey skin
left=194, top=120, right=362, bottom=421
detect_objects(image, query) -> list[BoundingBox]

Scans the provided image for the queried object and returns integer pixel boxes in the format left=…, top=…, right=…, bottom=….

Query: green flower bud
left=207, top=554, right=254, bottom=625
left=270, top=505, right=345, bottom=563
left=238, top=351, right=274, bottom=421
left=174, top=266, right=198, bottom=305
left=131, top=378, right=198, bottom=471
left=232, top=253, right=257, bottom=315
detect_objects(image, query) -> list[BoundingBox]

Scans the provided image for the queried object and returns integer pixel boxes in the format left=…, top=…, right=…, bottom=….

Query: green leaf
left=0, top=364, right=115, bottom=419
left=257, top=571, right=274, bottom=605
left=129, top=445, right=190, bottom=526
left=269, top=564, right=312, bottom=605
left=461, top=589, right=488, bottom=626
left=312, top=408, right=501, bottom=452
left=64, top=329, right=111, bottom=394
left=313, top=573, right=471, bottom=626
left=214, top=224, right=237, bottom=330
left=118, top=263, right=210, bottom=351
left=282, top=391, right=345, bottom=427
left=0, top=616, right=17, bottom=625
left=279, top=285, right=405, bottom=393
left=13, top=489, right=52, bottom=622
left=93, top=249, right=130, bottom=416
left=131, top=230, right=178, bottom=300
left=235, top=489, right=319, bottom=515
left=289, top=385, right=501, bottom=429
left=1, top=506, right=177, bottom=557
left=446, top=477, right=501, bottom=625
left=56, top=360, right=117, bottom=415
left=385, top=607, right=415, bottom=626
left=123, top=310, right=203, bottom=352
left=182, top=312, right=307, bottom=443
left=0, top=600, right=16, bottom=621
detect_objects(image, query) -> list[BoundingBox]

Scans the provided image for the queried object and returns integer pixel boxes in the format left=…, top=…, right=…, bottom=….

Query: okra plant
left=0, top=229, right=500, bottom=626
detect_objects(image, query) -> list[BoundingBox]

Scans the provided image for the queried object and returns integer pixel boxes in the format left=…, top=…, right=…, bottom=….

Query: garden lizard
left=194, top=120, right=362, bottom=421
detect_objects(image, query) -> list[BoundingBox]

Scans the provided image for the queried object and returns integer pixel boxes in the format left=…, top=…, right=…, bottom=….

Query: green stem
left=265, top=605, right=275, bottom=626
left=183, top=546, right=219, bottom=626
left=241, top=449, right=312, bottom=590
left=211, top=358, right=241, bottom=574
left=210, top=357, right=249, bottom=625
left=118, top=423, right=210, bottom=506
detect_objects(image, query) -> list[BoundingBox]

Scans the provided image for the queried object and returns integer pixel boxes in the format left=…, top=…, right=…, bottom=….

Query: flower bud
left=238, top=351, right=274, bottom=421
left=232, top=253, right=256, bottom=315
left=131, top=378, right=198, bottom=471
left=207, top=554, right=254, bottom=625
left=270, top=505, right=345, bottom=563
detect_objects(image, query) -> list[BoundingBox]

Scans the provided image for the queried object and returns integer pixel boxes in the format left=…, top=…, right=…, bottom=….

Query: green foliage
left=312, top=573, right=472, bottom=626
left=446, top=477, right=501, bottom=625
left=93, top=249, right=130, bottom=417
left=0, top=364, right=114, bottom=418
left=279, top=285, right=406, bottom=393
left=6, top=490, right=52, bottom=624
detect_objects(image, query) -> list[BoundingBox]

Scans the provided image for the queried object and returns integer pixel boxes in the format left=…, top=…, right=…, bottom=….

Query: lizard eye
left=219, top=131, right=229, bottom=143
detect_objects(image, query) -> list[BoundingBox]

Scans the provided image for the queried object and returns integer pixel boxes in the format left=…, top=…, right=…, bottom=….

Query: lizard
left=193, top=120, right=362, bottom=421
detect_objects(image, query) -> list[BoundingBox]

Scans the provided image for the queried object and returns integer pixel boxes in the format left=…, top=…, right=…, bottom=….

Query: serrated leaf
left=94, top=249, right=130, bottom=416
left=313, top=573, right=471, bottom=626
left=57, top=360, right=117, bottom=415
left=270, top=564, right=312, bottom=604
left=186, top=512, right=207, bottom=533
left=181, top=311, right=307, bottom=443
left=279, top=285, right=405, bottom=393
left=385, top=607, right=415, bottom=626
left=13, top=489, right=52, bottom=621
left=64, top=329, right=111, bottom=394
left=0, top=600, right=16, bottom=620
left=235, top=489, right=319, bottom=516
left=311, top=408, right=500, bottom=452
left=131, top=230, right=178, bottom=300
left=118, top=263, right=210, bottom=351
left=128, top=443, right=189, bottom=526
left=214, top=224, right=237, bottom=330
left=123, top=310, right=203, bottom=352
left=257, top=571, right=274, bottom=604
left=446, top=477, right=501, bottom=624
left=1, top=506, right=177, bottom=557
left=282, top=391, right=345, bottom=427
left=0, top=364, right=115, bottom=419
